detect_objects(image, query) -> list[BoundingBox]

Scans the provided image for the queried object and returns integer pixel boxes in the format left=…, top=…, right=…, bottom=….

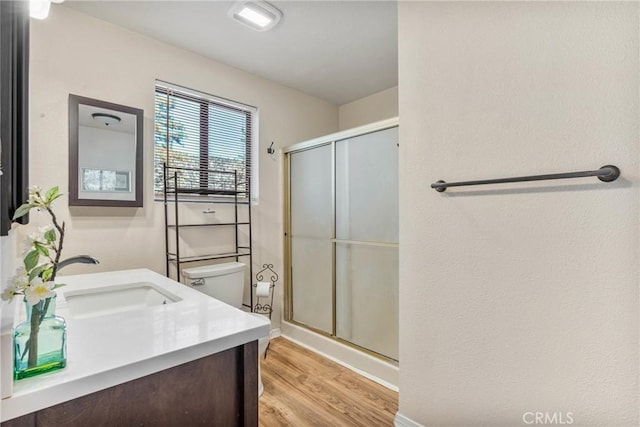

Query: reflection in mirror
left=69, top=95, right=143, bottom=207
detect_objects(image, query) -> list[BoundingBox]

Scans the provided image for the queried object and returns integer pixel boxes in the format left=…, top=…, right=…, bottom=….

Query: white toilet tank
left=182, top=262, right=246, bottom=307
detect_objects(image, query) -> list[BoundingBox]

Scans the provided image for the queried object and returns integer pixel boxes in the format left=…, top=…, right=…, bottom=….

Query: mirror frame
left=68, top=94, right=143, bottom=207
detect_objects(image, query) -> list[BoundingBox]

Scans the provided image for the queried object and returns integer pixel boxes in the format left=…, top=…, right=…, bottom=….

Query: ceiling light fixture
left=29, top=0, right=51, bottom=20
left=228, top=1, right=282, bottom=32
left=92, top=112, right=121, bottom=127
left=30, top=0, right=64, bottom=20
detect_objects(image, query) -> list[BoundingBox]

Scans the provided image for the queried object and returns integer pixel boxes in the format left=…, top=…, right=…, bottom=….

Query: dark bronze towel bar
left=431, top=165, right=620, bottom=192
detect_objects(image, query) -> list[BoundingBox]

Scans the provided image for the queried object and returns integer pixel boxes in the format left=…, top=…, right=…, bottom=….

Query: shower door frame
left=283, top=117, right=399, bottom=362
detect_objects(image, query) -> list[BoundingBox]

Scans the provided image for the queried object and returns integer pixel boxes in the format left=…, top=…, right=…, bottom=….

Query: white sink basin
left=63, top=282, right=181, bottom=320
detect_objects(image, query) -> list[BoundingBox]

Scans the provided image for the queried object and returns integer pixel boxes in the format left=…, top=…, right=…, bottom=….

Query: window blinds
left=154, top=83, right=254, bottom=196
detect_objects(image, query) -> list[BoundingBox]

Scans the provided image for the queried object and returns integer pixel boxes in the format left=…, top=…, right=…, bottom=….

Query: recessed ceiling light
left=228, top=1, right=282, bottom=32
left=238, top=6, right=271, bottom=28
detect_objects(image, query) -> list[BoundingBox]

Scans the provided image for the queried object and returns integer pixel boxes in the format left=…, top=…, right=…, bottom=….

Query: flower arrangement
left=1, top=185, right=67, bottom=376
left=1, top=185, right=66, bottom=305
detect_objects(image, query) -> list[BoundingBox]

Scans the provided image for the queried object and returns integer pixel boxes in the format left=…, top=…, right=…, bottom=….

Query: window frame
left=153, top=81, right=258, bottom=204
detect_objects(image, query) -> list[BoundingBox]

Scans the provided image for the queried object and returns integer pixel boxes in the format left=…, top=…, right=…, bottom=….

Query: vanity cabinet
left=2, top=341, right=258, bottom=427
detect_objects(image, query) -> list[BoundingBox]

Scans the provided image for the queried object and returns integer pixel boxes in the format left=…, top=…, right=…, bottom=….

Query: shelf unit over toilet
left=162, top=163, right=254, bottom=309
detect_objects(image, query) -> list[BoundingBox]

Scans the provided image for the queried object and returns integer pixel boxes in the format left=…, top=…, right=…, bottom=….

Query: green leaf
left=12, top=204, right=34, bottom=220
left=35, top=243, right=49, bottom=257
left=28, top=264, right=48, bottom=282
left=44, top=186, right=59, bottom=204
left=24, top=250, right=40, bottom=271
left=41, top=268, right=53, bottom=282
left=44, top=229, right=56, bottom=242
left=52, top=283, right=66, bottom=290
left=49, top=193, right=63, bottom=203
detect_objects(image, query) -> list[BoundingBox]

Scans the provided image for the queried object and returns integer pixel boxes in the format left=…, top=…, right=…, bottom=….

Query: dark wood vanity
left=2, top=341, right=258, bottom=427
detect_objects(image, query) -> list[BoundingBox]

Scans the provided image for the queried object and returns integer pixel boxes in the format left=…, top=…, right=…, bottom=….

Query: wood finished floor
left=258, top=337, right=398, bottom=427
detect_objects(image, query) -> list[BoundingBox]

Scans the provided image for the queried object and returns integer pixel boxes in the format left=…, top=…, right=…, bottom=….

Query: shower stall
left=284, top=118, right=399, bottom=363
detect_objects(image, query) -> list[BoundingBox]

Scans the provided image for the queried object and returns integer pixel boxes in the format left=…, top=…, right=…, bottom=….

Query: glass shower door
left=289, top=144, right=333, bottom=334
left=286, top=124, right=399, bottom=361
left=335, top=127, right=399, bottom=360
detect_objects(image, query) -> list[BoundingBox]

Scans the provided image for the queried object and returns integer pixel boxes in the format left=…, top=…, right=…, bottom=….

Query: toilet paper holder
left=253, top=263, right=277, bottom=319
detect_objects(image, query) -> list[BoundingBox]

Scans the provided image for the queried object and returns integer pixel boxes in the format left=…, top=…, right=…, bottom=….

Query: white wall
left=398, top=2, right=638, bottom=426
left=338, top=86, right=398, bottom=131
left=28, top=6, right=338, bottom=330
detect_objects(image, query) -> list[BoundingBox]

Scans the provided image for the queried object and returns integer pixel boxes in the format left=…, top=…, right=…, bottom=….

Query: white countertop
left=1, top=268, right=270, bottom=422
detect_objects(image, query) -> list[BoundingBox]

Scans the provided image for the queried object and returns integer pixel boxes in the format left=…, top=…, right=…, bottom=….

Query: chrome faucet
left=57, top=255, right=100, bottom=272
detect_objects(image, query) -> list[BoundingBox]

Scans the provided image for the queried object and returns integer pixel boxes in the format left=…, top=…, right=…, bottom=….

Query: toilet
left=182, top=262, right=271, bottom=397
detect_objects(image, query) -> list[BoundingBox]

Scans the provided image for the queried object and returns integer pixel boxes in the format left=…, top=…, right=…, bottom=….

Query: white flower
left=10, top=266, right=29, bottom=290
left=1, top=283, right=19, bottom=302
left=28, top=185, right=42, bottom=196
left=1, top=267, right=29, bottom=302
left=38, top=225, right=53, bottom=234
left=27, top=186, right=45, bottom=207
left=22, top=232, right=45, bottom=257
left=24, top=278, right=55, bottom=306
left=26, top=231, right=44, bottom=245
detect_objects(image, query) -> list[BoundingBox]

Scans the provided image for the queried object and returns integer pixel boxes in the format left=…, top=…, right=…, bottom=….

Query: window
left=82, top=169, right=130, bottom=192
left=154, top=82, right=257, bottom=199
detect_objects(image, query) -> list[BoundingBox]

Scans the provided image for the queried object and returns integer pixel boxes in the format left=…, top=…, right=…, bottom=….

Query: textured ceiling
left=63, top=1, right=398, bottom=105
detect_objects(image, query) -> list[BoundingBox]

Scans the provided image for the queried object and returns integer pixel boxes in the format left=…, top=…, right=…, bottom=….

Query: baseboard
left=280, top=321, right=398, bottom=391
left=394, top=412, right=424, bottom=427
left=270, top=328, right=281, bottom=339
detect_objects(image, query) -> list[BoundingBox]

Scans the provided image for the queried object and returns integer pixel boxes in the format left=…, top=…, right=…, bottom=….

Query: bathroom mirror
left=69, top=94, right=143, bottom=207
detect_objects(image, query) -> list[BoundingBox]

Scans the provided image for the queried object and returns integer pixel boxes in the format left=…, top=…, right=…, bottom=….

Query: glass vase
left=13, top=295, right=67, bottom=380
